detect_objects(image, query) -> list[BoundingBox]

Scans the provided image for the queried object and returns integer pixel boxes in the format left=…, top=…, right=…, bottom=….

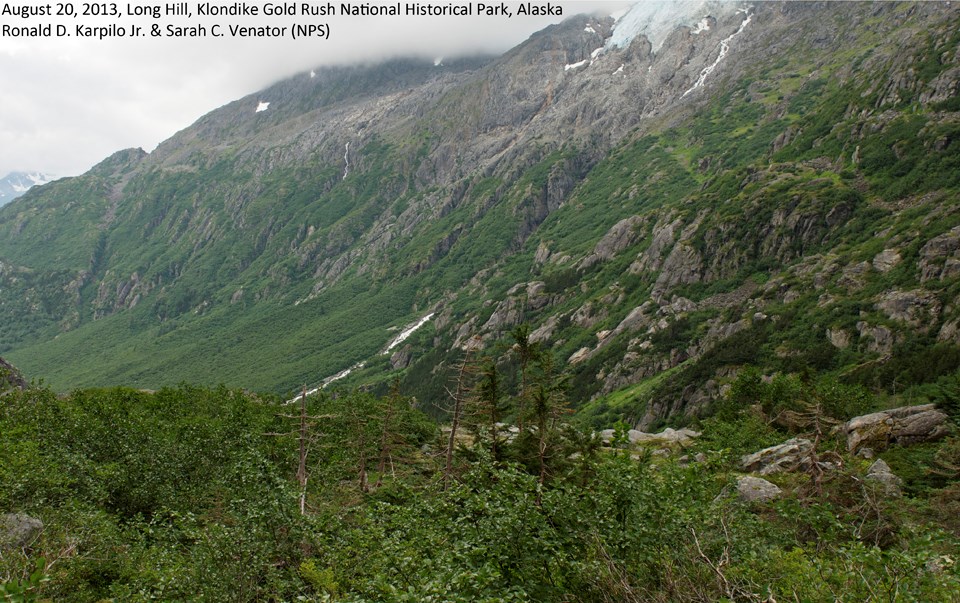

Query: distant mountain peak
left=0, top=171, right=56, bottom=207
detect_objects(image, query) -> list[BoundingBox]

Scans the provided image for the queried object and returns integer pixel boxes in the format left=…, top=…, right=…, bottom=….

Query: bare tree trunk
left=297, top=386, right=308, bottom=514
left=445, top=346, right=476, bottom=489
left=374, top=388, right=398, bottom=489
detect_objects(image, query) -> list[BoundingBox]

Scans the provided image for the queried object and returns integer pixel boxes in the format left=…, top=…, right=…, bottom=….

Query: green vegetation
left=3, top=5, right=960, bottom=596
left=2, top=359, right=959, bottom=601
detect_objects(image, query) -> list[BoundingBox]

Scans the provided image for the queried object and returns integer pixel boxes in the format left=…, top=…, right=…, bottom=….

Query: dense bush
left=2, top=379, right=959, bottom=601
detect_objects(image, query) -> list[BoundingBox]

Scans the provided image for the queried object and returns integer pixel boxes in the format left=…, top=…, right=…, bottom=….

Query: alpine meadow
left=3, top=1, right=960, bottom=601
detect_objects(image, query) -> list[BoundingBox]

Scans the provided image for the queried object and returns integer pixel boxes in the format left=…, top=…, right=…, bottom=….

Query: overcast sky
left=0, top=1, right=630, bottom=178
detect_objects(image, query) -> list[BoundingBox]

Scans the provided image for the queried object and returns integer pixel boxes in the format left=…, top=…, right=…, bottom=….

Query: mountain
left=0, top=171, right=55, bottom=207
left=0, top=1, right=958, bottom=429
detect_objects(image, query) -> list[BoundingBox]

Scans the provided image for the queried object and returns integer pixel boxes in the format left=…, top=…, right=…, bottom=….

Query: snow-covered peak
left=607, top=0, right=743, bottom=51
left=0, top=171, right=55, bottom=207
left=26, top=172, right=51, bottom=186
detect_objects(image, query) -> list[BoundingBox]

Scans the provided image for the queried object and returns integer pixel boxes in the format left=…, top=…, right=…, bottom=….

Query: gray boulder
left=839, top=404, right=950, bottom=454
left=737, top=476, right=782, bottom=503
left=741, top=438, right=814, bottom=475
left=389, top=345, right=412, bottom=370
left=599, top=427, right=700, bottom=447
left=865, top=459, right=902, bottom=496
left=1, top=513, right=43, bottom=550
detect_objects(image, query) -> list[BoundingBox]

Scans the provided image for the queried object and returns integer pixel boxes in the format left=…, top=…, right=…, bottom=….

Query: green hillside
left=0, top=2, right=957, bottom=431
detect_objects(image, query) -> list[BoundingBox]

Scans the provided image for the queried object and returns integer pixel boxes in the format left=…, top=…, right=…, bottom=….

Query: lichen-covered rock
left=529, top=314, right=559, bottom=344
left=827, top=327, right=851, bottom=349
left=533, top=241, right=552, bottom=265
left=872, top=248, right=902, bottom=273
left=939, top=319, right=960, bottom=344
left=840, top=404, right=951, bottom=453
left=481, top=296, right=523, bottom=332
left=578, top=215, right=644, bottom=269
left=390, top=345, right=412, bottom=370
left=571, top=301, right=607, bottom=329
left=0, top=357, right=27, bottom=392
left=865, top=459, right=903, bottom=496
left=651, top=243, right=703, bottom=301
left=599, top=427, right=700, bottom=447
left=837, top=261, right=870, bottom=290
left=1, top=513, right=43, bottom=550
left=875, top=289, right=941, bottom=328
left=856, top=321, right=896, bottom=355
left=568, top=347, right=591, bottom=364
left=629, top=217, right=681, bottom=274
left=737, top=476, right=782, bottom=503
left=919, top=226, right=960, bottom=282
left=741, top=438, right=814, bottom=475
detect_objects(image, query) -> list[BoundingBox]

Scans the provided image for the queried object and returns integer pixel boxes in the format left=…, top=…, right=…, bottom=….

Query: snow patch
left=322, top=361, right=365, bottom=387
left=565, top=59, right=588, bottom=72
left=255, top=101, right=270, bottom=113
left=591, top=47, right=605, bottom=60
left=691, top=17, right=711, bottom=34
left=434, top=56, right=443, bottom=66
left=284, top=311, right=436, bottom=403
left=310, top=70, right=316, bottom=78
left=613, top=63, right=625, bottom=75
left=608, top=0, right=741, bottom=52
left=283, top=361, right=368, bottom=403
left=584, top=25, right=596, bottom=34
left=26, top=172, right=51, bottom=186
left=384, top=313, right=435, bottom=353
left=0, top=171, right=55, bottom=205
left=682, top=8, right=752, bottom=98
left=342, top=141, right=350, bottom=180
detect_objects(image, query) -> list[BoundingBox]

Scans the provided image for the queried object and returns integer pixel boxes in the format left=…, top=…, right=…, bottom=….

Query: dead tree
left=443, top=338, right=480, bottom=489
left=267, top=386, right=331, bottom=515
left=374, top=380, right=411, bottom=488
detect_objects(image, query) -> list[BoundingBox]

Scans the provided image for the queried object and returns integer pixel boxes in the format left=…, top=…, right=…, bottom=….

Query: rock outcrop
left=736, top=476, right=782, bottom=503
left=839, top=404, right=951, bottom=454
left=0, top=357, right=27, bottom=392
left=865, top=459, right=903, bottom=496
left=1, top=513, right=43, bottom=550
left=578, top=215, right=645, bottom=270
left=741, top=438, right=814, bottom=475
left=598, top=427, right=700, bottom=447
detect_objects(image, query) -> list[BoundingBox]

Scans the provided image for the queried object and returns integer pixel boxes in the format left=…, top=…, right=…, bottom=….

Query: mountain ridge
left=0, top=1, right=958, bottom=429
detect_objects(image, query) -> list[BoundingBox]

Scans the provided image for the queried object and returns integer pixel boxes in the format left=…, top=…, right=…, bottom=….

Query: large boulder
left=865, top=459, right=902, bottom=497
left=1, top=513, right=43, bottom=550
left=741, top=438, right=814, bottom=475
left=599, top=427, right=700, bottom=447
left=839, top=404, right=951, bottom=454
left=737, top=476, right=782, bottom=503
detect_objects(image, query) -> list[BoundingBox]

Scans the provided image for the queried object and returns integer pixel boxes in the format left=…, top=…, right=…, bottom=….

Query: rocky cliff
left=0, top=1, right=958, bottom=428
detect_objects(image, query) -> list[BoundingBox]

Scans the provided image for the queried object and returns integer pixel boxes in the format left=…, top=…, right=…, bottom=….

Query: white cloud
left=0, top=2, right=630, bottom=178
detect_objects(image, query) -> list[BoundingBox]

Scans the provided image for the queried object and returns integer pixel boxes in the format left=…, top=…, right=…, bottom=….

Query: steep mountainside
left=1, top=1, right=959, bottom=427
